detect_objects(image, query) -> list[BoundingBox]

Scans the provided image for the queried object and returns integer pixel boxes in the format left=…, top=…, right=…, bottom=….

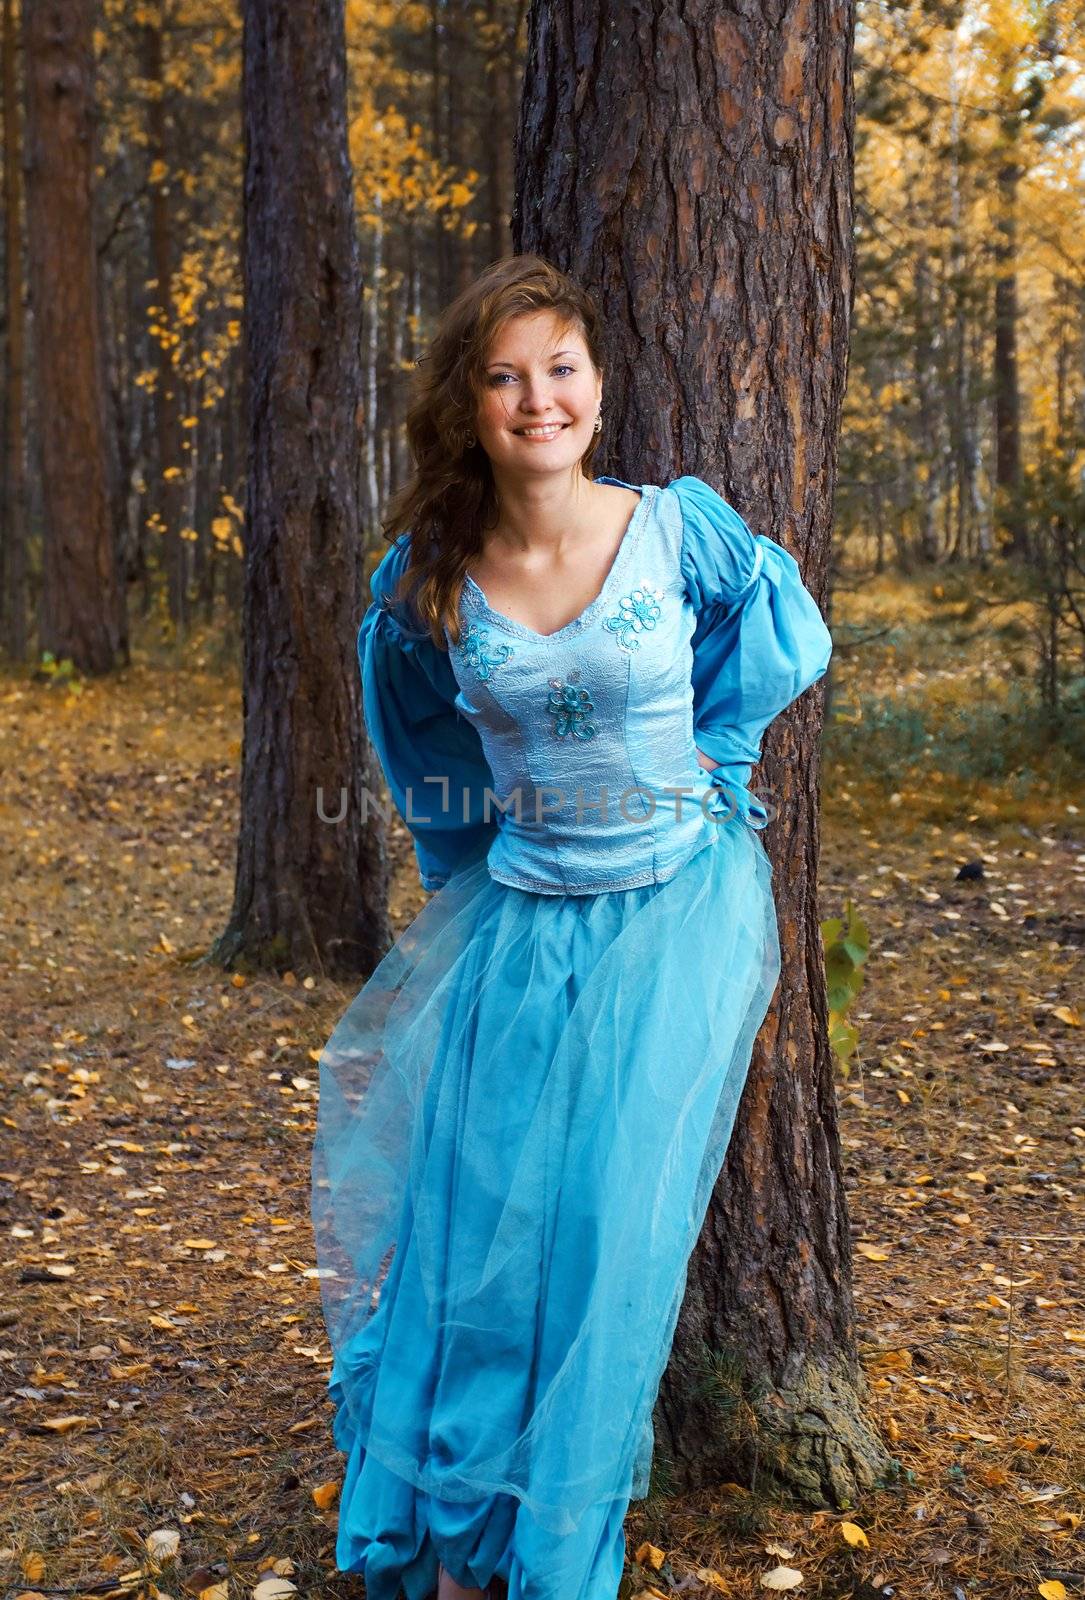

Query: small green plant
left=33, top=651, right=84, bottom=692
left=821, top=898, right=870, bottom=1077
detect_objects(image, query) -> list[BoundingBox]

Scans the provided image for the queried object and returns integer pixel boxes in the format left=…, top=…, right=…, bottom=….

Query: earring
left=464, top=431, right=476, bottom=448
left=593, top=411, right=602, bottom=434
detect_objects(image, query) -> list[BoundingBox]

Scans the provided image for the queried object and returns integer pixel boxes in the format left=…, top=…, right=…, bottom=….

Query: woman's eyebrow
left=486, top=349, right=579, bottom=369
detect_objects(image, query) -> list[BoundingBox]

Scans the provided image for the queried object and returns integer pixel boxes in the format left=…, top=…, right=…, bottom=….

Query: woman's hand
left=694, top=748, right=719, bottom=773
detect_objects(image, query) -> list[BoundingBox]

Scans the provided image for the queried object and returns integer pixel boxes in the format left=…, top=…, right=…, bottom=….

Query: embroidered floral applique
left=602, top=578, right=664, bottom=652
left=456, top=619, right=513, bottom=680
left=546, top=669, right=597, bottom=740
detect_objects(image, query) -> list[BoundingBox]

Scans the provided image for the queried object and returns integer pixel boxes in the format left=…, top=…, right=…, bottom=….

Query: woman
left=311, top=254, right=833, bottom=1600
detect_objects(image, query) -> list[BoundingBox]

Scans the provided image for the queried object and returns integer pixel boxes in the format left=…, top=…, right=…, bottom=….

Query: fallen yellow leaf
left=867, top=1349, right=912, bottom=1372
left=634, top=1542, right=665, bottom=1570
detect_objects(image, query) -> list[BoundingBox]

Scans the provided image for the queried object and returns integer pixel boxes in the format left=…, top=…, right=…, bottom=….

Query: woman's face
left=473, top=311, right=602, bottom=483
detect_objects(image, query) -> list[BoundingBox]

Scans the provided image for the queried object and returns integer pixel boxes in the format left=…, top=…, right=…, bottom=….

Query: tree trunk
left=993, top=148, right=1026, bottom=560
left=220, top=340, right=244, bottom=640
left=385, top=265, right=403, bottom=502
left=484, top=0, right=510, bottom=264
left=100, top=248, right=132, bottom=666
left=140, top=8, right=187, bottom=632
left=2, top=0, right=29, bottom=662
left=192, top=374, right=214, bottom=619
left=445, top=0, right=472, bottom=295
left=213, top=0, right=390, bottom=979
left=23, top=0, right=120, bottom=675
left=947, top=34, right=982, bottom=566
left=513, top=0, right=889, bottom=1509
left=361, top=192, right=383, bottom=536
left=912, top=246, right=939, bottom=565
left=429, top=0, right=451, bottom=308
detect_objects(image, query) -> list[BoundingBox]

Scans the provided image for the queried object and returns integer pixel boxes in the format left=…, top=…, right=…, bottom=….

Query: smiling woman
left=475, top=319, right=602, bottom=483
left=311, top=255, right=833, bottom=1600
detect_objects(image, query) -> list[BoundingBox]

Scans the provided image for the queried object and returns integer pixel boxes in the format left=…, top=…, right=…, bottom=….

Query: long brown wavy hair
left=380, top=254, right=606, bottom=650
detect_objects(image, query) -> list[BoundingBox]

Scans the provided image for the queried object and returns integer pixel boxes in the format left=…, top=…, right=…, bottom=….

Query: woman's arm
left=359, top=538, right=499, bottom=889
left=671, top=474, right=833, bottom=827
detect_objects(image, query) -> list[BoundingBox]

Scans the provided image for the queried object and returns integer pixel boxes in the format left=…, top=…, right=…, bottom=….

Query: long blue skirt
left=310, top=820, right=780, bottom=1600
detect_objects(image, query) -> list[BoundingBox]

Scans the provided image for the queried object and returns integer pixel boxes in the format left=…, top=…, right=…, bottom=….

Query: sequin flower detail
left=457, top=619, right=513, bottom=680
left=602, top=579, right=664, bottom=652
left=546, top=673, right=597, bottom=740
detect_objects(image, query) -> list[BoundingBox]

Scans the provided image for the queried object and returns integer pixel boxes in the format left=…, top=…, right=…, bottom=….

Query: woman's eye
left=488, top=365, right=575, bottom=386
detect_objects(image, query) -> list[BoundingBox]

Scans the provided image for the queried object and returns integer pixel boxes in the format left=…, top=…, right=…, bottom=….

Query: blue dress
left=310, top=475, right=833, bottom=1600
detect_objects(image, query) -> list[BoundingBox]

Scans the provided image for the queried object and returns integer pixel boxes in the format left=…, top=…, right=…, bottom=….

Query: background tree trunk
left=429, top=0, right=451, bottom=307
left=213, top=0, right=390, bottom=979
left=23, top=0, right=121, bottom=675
left=993, top=148, right=1026, bottom=560
left=513, top=0, right=890, bottom=1507
left=2, top=0, right=29, bottom=661
left=140, top=8, right=187, bottom=632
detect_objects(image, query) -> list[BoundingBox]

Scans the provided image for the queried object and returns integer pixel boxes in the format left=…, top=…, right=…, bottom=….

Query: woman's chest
left=445, top=564, right=698, bottom=755
left=464, top=496, right=643, bottom=639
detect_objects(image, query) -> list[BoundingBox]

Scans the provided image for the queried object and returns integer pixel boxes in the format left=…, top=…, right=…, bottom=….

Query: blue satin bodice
left=357, top=475, right=833, bottom=895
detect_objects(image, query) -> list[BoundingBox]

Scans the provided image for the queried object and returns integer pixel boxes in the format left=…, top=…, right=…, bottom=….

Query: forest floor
left=0, top=567, right=1082, bottom=1600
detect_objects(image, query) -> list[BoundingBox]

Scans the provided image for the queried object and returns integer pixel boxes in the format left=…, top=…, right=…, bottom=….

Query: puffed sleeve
left=359, top=535, right=498, bottom=890
left=669, top=474, right=833, bottom=830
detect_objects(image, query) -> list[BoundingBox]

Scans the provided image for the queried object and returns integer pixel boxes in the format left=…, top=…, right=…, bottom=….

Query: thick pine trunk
left=2, top=0, right=29, bottom=661
left=213, top=0, right=390, bottom=979
left=23, top=0, right=121, bottom=675
left=513, top=0, right=889, bottom=1507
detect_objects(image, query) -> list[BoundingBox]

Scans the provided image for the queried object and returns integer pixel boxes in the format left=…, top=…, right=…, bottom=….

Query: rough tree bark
left=2, top=0, right=29, bottom=661
left=512, top=0, right=889, bottom=1508
left=213, top=0, right=390, bottom=978
left=23, top=0, right=121, bottom=674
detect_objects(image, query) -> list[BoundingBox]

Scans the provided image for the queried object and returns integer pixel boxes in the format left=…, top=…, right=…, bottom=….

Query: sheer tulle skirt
left=310, top=821, right=781, bottom=1600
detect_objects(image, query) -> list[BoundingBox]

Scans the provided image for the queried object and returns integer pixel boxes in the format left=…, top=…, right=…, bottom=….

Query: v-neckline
left=460, top=478, right=655, bottom=645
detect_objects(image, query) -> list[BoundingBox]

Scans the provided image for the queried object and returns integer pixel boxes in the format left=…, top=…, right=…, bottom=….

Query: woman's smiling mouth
left=513, top=423, right=569, bottom=440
